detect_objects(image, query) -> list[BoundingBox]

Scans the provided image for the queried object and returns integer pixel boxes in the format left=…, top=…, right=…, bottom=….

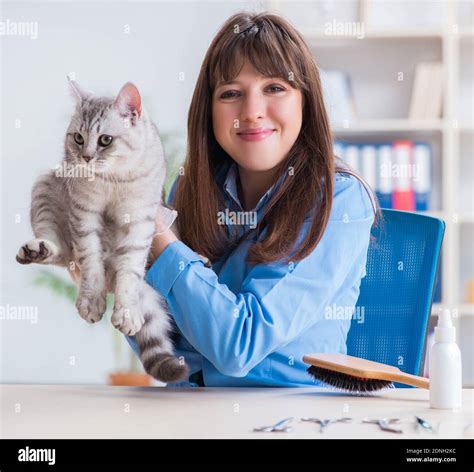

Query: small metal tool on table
left=362, top=418, right=403, bottom=434
left=300, top=417, right=353, bottom=433
left=253, top=417, right=294, bottom=433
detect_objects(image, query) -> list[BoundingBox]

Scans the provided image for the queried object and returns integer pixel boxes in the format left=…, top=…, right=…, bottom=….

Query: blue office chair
left=346, top=209, right=445, bottom=385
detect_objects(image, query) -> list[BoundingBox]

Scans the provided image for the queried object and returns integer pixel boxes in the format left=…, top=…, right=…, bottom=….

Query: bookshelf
left=266, top=1, right=474, bottom=343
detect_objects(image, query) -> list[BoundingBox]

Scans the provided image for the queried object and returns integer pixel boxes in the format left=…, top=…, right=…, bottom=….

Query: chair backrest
left=347, top=209, right=445, bottom=381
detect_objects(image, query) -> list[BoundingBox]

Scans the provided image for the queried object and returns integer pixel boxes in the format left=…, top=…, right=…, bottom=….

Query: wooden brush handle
left=389, top=372, right=430, bottom=389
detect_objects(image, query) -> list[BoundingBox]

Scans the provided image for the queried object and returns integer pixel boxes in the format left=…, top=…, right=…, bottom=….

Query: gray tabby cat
left=16, top=79, right=189, bottom=383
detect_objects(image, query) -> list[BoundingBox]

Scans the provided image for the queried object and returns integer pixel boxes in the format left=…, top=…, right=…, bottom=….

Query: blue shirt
left=125, top=160, right=375, bottom=387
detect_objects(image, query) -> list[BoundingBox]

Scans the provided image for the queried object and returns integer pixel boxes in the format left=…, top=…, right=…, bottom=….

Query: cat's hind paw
left=76, top=290, right=106, bottom=324
left=16, top=239, right=58, bottom=265
left=111, top=302, right=144, bottom=336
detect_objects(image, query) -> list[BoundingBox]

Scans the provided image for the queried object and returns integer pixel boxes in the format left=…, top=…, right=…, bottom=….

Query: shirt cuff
left=145, top=240, right=203, bottom=297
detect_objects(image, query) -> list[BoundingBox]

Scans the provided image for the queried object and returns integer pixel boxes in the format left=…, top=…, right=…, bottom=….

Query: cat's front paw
left=76, top=290, right=106, bottom=324
left=16, top=239, right=58, bottom=265
left=111, top=302, right=144, bottom=336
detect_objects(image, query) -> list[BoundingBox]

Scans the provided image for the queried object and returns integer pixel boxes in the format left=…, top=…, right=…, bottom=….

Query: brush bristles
left=307, top=365, right=394, bottom=393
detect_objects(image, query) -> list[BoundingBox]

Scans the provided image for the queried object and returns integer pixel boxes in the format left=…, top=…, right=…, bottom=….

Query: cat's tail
left=140, top=344, right=190, bottom=383
left=135, top=283, right=189, bottom=383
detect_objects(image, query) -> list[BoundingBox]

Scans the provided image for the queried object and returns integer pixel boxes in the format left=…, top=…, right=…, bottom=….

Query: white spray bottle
left=429, top=309, right=462, bottom=409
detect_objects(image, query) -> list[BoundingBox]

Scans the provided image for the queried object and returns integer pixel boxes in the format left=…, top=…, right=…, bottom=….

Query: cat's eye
left=73, top=133, right=84, bottom=145
left=98, top=135, right=113, bottom=147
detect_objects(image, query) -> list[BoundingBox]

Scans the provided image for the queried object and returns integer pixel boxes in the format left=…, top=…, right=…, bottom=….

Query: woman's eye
left=267, top=84, right=285, bottom=93
left=98, top=135, right=113, bottom=147
left=220, top=90, right=240, bottom=99
left=219, top=84, right=285, bottom=99
left=73, top=133, right=84, bottom=145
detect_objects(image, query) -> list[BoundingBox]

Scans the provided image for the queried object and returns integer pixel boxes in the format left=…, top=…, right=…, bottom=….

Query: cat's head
left=65, top=79, right=149, bottom=175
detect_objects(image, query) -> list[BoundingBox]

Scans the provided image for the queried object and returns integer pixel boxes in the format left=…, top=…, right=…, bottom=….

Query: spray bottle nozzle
left=438, top=309, right=453, bottom=327
left=435, top=308, right=456, bottom=342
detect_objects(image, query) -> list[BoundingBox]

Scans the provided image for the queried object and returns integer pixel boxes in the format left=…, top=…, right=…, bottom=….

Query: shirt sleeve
left=145, top=175, right=375, bottom=377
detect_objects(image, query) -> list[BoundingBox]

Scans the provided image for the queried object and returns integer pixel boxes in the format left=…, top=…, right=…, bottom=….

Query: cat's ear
left=67, top=77, right=92, bottom=105
left=114, top=82, right=142, bottom=122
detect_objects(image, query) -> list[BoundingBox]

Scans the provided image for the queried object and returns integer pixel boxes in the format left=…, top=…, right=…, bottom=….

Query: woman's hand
left=149, top=206, right=179, bottom=262
left=155, top=205, right=178, bottom=234
left=150, top=228, right=178, bottom=262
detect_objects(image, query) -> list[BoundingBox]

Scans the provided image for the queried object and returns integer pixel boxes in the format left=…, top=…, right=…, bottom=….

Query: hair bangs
left=209, top=21, right=307, bottom=92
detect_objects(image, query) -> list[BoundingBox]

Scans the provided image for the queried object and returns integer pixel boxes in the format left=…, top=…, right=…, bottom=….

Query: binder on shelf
left=412, top=141, right=432, bottom=211
left=392, top=140, right=415, bottom=211
left=360, top=145, right=377, bottom=190
left=333, top=139, right=433, bottom=213
left=333, top=141, right=345, bottom=161
left=377, top=143, right=393, bottom=209
left=344, top=144, right=360, bottom=173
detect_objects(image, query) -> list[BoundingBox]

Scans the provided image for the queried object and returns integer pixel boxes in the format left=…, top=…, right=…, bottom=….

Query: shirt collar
left=221, top=161, right=285, bottom=213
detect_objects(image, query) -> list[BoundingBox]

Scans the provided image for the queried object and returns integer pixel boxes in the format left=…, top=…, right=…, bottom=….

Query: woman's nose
left=239, top=93, right=265, bottom=123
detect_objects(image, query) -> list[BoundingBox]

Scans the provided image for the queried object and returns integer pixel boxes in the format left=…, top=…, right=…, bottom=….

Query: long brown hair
left=174, top=11, right=380, bottom=264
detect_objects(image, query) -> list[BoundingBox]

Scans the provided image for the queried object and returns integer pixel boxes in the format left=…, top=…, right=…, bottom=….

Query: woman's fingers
left=155, top=206, right=178, bottom=234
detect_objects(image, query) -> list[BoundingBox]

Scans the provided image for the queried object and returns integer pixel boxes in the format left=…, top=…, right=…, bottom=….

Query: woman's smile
left=236, top=127, right=276, bottom=142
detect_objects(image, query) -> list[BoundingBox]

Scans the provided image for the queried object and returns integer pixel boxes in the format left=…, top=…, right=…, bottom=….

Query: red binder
left=392, top=140, right=415, bottom=211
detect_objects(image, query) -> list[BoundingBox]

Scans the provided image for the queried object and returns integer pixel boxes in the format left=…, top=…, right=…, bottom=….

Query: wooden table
left=1, top=384, right=472, bottom=439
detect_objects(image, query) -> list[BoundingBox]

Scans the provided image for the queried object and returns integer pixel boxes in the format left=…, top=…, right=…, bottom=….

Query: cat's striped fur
left=16, top=80, right=189, bottom=383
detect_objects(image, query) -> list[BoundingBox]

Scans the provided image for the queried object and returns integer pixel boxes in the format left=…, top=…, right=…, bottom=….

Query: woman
left=95, top=12, right=378, bottom=387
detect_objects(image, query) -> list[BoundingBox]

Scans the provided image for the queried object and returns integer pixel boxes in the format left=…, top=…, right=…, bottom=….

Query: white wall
left=0, top=0, right=259, bottom=383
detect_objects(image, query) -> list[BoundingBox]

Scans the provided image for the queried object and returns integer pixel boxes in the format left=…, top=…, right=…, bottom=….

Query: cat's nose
left=82, top=155, right=93, bottom=163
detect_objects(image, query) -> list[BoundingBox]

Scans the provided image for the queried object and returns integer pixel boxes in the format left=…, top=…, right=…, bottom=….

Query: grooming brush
left=303, top=353, right=429, bottom=393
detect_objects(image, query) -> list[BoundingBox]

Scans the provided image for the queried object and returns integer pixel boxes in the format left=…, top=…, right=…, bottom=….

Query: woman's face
left=212, top=61, right=303, bottom=173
